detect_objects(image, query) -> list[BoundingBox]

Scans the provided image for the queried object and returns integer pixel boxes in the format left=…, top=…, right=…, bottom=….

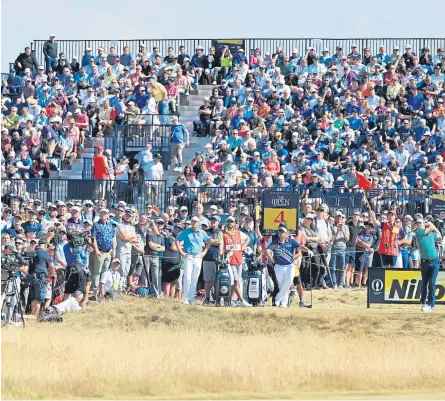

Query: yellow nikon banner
left=368, top=268, right=445, bottom=306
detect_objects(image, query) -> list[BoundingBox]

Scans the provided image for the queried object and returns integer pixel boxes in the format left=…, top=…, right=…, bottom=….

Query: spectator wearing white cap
left=175, top=216, right=211, bottom=304
left=99, top=258, right=121, bottom=298
left=170, top=116, right=189, bottom=172
left=42, top=34, right=58, bottom=73
left=115, top=208, right=138, bottom=289
left=90, top=209, right=117, bottom=291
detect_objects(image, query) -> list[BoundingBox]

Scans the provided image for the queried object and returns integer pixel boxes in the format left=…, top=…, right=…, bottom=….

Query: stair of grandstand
left=163, top=86, right=214, bottom=187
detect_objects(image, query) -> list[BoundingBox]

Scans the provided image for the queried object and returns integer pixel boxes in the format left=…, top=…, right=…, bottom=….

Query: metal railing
left=3, top=179, right=442, bottom=217
left=28, top=38, right=445, bottom=68
left=4, top=178, right=167, bottom=213
left=124, top=113, right=178, bottom=125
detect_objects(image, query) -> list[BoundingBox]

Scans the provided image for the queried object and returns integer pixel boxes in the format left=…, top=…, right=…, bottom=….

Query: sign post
left=260, top=190, right=299, bottom=235
left=367, top=268, right=445, bottom=307
left=431, top=193, right=445, bottom=218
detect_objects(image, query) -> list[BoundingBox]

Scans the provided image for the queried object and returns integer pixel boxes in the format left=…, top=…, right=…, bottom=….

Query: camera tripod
left=1, top=272, right=25, bottom=327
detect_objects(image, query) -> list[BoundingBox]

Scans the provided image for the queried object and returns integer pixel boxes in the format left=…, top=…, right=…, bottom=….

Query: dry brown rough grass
left=2, top=290, right=445, bottom=400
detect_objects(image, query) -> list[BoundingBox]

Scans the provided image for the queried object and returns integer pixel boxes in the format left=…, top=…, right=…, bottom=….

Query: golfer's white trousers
left=183, top=255, right=202, bottom=303
left=274, top=263, right=295, bottom=306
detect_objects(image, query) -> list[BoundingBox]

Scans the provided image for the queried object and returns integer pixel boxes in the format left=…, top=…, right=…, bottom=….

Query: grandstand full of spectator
left=1, top=39, right=445, bottom=316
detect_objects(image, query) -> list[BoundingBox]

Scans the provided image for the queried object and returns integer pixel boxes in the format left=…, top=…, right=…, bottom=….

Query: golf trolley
left=212, top=253, right=232, bottom=307
left=245, top=253, right=271, bottom=306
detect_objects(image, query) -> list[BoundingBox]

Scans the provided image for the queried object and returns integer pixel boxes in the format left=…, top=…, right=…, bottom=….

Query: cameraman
left=1, top=244, right=29, bottom=317
left=63, top=231, right=91, bottom=307
left=27, top=239, right=54, bottom=317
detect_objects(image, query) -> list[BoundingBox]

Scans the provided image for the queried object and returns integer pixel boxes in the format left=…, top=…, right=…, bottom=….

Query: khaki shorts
left=172, top=143, right=184, bottom=158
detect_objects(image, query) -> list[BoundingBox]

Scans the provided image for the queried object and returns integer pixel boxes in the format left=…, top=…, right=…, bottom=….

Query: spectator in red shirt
left=93, top=146, right=110, bottom=199
left=430, top=162, right=445, bottom=191
left=74, top=108, right=89, bottom=147
left=1, top=128, right=12, bottom=151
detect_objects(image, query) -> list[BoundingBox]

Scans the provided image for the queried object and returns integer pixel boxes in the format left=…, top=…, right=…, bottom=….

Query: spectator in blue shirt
left=348, top=111, right=363, bottom=130
left=119, top=46, right=133, bottom=67
left=81, top=48, right=93, bottom=67
left=23, top=210, right=43, bottom=233
left=408, top=87, right=424, bottom=111
left=249, top=152, right=265, bottom=174
left=415, top=119, right=431, bottom=141
left=175, top=216, right=211, bottom=305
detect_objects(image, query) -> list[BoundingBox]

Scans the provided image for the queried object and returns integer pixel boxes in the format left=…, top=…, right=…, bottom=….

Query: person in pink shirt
left=165, top=77, right=180, bottom=115
left=129, top=65, right=145, bottom=87
left=74, top=108, right=89, bottom=143
left=66, top=118, right=81, bottom=150
left=174, top=69, right=189, bottom=94
left=206, top=155, right=222, bottom=176
left=249, top=48, right=262, bottom=68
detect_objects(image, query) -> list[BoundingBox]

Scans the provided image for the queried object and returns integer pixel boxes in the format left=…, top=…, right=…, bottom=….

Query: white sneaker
left=279, top=304, right=288, bottom=308
left=421, top=303, right=426, bottom=310
left=421, top=305, right=432, bottom=312
left=212, top=81, right=217, bottom=85
left=241, top=300, right=252, bottom=307
left=183, top=300, right=189, bottom=305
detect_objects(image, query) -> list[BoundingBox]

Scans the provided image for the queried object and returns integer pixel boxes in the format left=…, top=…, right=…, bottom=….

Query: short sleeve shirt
left=266, top=236, right=300, bottom=265
left=176, top=228, right=210, bottom=256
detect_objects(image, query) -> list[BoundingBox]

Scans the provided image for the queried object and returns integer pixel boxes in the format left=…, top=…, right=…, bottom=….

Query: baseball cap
left=111, top=258, right=121, bottom=264
left=226, top=216, right=236, bottom=223
left=191, top=216, right=200, bottom=222
left=96, top=145, right=104, bottom=152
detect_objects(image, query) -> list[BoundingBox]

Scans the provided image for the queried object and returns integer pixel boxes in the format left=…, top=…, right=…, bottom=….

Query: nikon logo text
left=388, top=279, right=445, bottom=300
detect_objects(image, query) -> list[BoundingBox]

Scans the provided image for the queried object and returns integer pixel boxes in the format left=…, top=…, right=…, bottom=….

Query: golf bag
left=213, top=255, right=232, bottom=307
left=245, top=254, right=270, bottom=306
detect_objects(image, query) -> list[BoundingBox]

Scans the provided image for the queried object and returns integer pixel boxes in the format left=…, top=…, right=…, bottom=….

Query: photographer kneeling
left=38, top=290, right=83, bottom=322
left=26, top=239, right=54, bottom=317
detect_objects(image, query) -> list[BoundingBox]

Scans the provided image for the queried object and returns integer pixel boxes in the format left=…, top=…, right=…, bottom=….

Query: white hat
left=204, top=143, right=212, bottom=148
left=50, top=33, right=56, bottom=37
left=191, top=216, right=200, bottom=222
